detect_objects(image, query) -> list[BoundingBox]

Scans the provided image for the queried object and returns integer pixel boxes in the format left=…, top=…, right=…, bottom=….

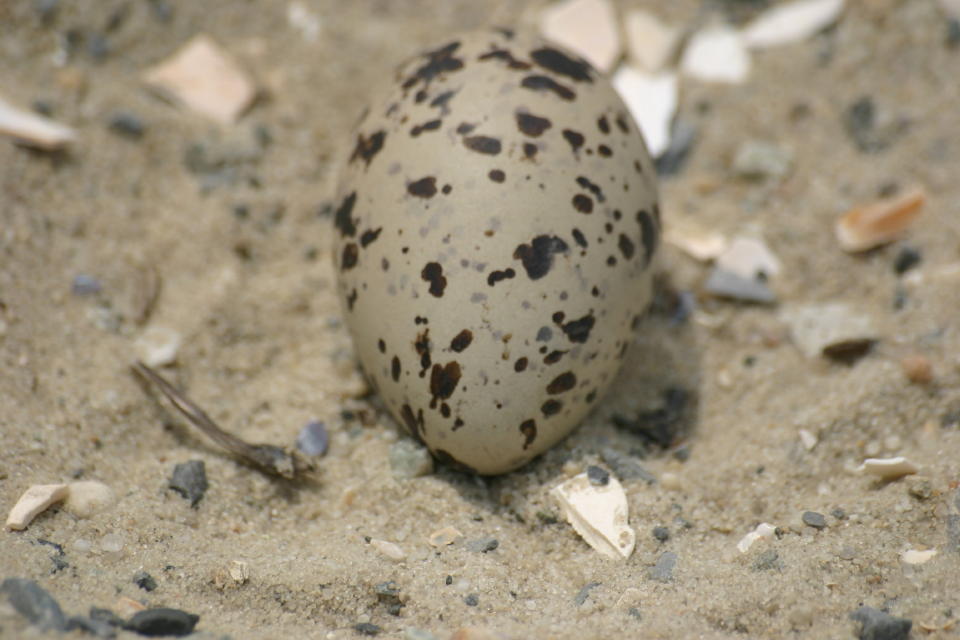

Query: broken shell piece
left=855, top=457, right=919, bottom=480
left=901, top=548, right=936, bottom=565
left=665, top=223, right=728, bottom=262
left=135, top=326, right=182, bottom=367
left=781, top=303, right=878, bottom=360
left=143, top=34, right=256, bottom=125
left=716, top=236, right=781, bottom=280
left=63, top=481, right=114, bottom=518
left=742, top=0, right=845, bottom=50
left=229, top=560, right=250, bottom=584
left=428, top=526, right=464, bottom=547
left=680, top=24, right=750, bottom=84
left=798, top=429, right=818, bottom=451
left=551, top=471, right=635, bottom=560
left=835, top=187, right=926, bottom=252
left=369, top=538, right=406, bottom=562
left=539, top=0, right=622, bottom=73
left=0, top=96, right=76, bottom=150
left=611, top=67, right=677, bottom=157
left=736, top=522, right=777, bottom=553
left=5, top=484, right=69, bottom=530
left=623, top=10, right=678, bottom=72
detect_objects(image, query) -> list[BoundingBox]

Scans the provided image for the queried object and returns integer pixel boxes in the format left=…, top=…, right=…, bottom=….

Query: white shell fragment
left=716, top=236, right=782, bottom=280
left=612, top=66, right=678, bottom=156
left=742, top=0, right=845, bottom=50
left=369, top=538, right=406, bottom=562
left=0, top=96, right=76, bottom=150
left=63, top=481, right=115, bottom=518
left=5, top=484, right=69, bottom=531
left=798, top=429, right=818, bottom=451
left=623, top=10, right=678, bottom=72
left=135, top=326, right=182, bottom=367
left=143, top=34, right=256, bottom=125
left=681, top=24, right=751, bottom=84
left=229, top=560, right=250, bottom=584
left=428, top=526, right=464, bottom=547
left=781, top=303, right=878, bottom=359
left=901, top=548, right=936, bottom=565
left=736, top=522, right=777, bottom=553
left=835, top=187, right=926, bottom=253
left=539, top=0, right=622, bottom=73
left=551, top=471, right=635, bottom=560
left=855, top=457, right=919, bottom=480
left=665, top=223, right=728, bottom=262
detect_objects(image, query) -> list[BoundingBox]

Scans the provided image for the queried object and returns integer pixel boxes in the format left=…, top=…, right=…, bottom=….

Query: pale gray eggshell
left=333, top=28, right=660, bottom=474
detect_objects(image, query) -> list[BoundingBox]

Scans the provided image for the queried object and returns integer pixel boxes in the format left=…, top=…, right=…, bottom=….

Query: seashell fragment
left=5, top=484, right=69, bottom=531
left=0, top=96, right=76, bottom=150
left=551, top=471, right=635, bottom=559
left=835, top=187, right=926, bottom=252
left=539, top=0, right=622, bottom=73
left=736, top=522, right=777, bottom=553
left=855, top=457, right=919, bottom=480
left=742, top=0, right=845, bottom=49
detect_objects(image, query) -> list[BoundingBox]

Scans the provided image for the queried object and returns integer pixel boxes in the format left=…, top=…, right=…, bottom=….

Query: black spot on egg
left=450, top=329, right=473, bottom=352
left=401, top=41, right=464, bottom=91
left=334, top=192, right=357, bottom=238
left=391, top=356, right=401, bottom=381
left=575, top=176, right=605, bottom=202
left=463, top=135, right=502, bottom=155
left=341, top=243, right=359, bottom=270
left=618, top=233, right=635, bottom=260
left=519, top=419, right=537, bottom=449
left=349, top=130, right=386, bottom=167
left=410, top=119, right=442, bottom=137
left=520, top=75, right=575, bottom=101
left=541, top=399, right=563, bottom=417
left=516, top=111, right=552, bottom=137
left=543, top=350, right=566, bottom=364
left=488, top=169, right=506, bottom=183
left=547, top=371, right=577, bottom=394
left=421, top=262, right=447, bottom=297
left=571, top=228, right=588, bottom=248
left=514, top=357, right=528, bottom=372
left=562, top=129, right=584, bottom=153
left=478, top=48, right=531, bottom=70
left=360, top=227, right=382, bottom=248
left=487, top=268, right=516, bottom=286
left=513, top=235, right=569, bottom=280
left=456, top=122, right=476, bottom=135
left=597, top=115, right=610, bottom=134
left=636, top=209, right=658, bottom=266
left=572, top=194, right=593, bottom=214
left=523, top=143, right=538, bottom=159
left=408, top=176, right=438, bottom=198
left=430, top=361, right=462, bottom=402
left=530, top=47, right=593, bottom=83
left=558, top=312, right=595, bottom=343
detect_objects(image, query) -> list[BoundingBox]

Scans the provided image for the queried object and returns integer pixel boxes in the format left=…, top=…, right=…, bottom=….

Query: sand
left=2, top=0, right=959, bottom=638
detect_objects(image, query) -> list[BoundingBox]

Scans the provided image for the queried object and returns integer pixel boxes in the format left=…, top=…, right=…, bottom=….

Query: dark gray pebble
left=850, top=606, right=911, bottom=640
left=948, top=19, right=960, bottom=48
left=354, top=622, right=381, bottom=636
left=627, top=606, right=642, bottom=620
left=655, top=119, right=697, bottom=177
left=108, top=112, right=146, bottom=139
left=802, top=511, right=827, bottom=529
left=464, top=594, right=479, bottom=607
left=465, top=537, right=499, bottom=553
left=88, top=34, right=110, bottom=60
left=574, top=582, right=600, bottom=606
left=647, top=552, right=677, bottom=583
left=375, top=581, right=403, bottom=616
left=751, top=549, right=784, bottom=572
left=831, top=507, right=847, bottom=520
left=672, top=444, right=691, bottom=462
left=893, top=247, right=921, bottom=275
left=67, top=615, right=117, bottom=639
left=586, top=465, right=610, bottom=486
left=125, top=608, right=199, bottom=637
left=946, top=514, right=960, bottom=552
left=844, top=96, right=907, bottom=153
left=296, top=420, right=329, bottom=456
left=0, top=577, right=66, bottom=632
left=600, top=448, right=656, bottom=484
left=90, top=607, right=126, bottom=627
left=72, top=274, right=102, bottom=296
left=652, top=526, right=670, bottom=542
left=705, top=267, right=776, bottom=304
left=133, top=570, right=157, bottom=592
left=170, top=460, right=208, bottom=507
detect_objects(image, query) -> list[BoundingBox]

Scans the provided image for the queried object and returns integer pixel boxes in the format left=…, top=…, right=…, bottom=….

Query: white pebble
left=72, top=538, right=92, bottom=553
left=64, top=481, right=115, bottom=518
left=369, top=538, right=406, bottom=562
left=681, top=23, right=751, bottom=84
left=135, top=326, right=182, bottom=366
left=741, top=0, right=845, bottom=50
left=660, top=472, right=683, bottom=491
left=5, top=483, right=69, bottom=530
left=100, top=532, right=125, bottom=553
left=855, top=457, right=919, bottom=480
left=737, top=522, right=777, bottom=553
left=900, top=548, right=936, bottom=565
left=798, top=429, right=818, bottom=451
left=611, top=67, right=677, bottom=157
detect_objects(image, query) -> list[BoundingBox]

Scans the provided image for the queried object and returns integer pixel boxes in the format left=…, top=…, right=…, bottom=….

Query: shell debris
left=611, top=66, right=678, bottom=157
left=855, top=457, right=919, bottom=480
left=427, top=526, right=464, bottom=548
left=143, top=34, right=256, bottom=125
left=623, top=10, right=678, bottom=73
left=551, top=470, right=635, bottom=559
left=0, top=96, right=76, bottom=150
left=369, top=538, right=406, bottom=562
left=736, top=522, right=777, bottom=553
left=680, top=24, right=751, bottom=84
left=5, top=484, right=69, bottom=531
left=742, top=0, right=846, bottom=50
left=900, top=548, right=936, bottom=565
left=539, top=0, right=622, bottom=73
left=835, top=186, right=926, bottom=253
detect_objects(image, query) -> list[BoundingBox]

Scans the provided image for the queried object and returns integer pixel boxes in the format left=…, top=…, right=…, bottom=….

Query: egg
left=333, top=28, right=660, bottom=475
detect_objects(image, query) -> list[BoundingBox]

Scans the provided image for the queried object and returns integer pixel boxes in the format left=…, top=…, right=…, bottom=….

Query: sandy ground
left=2, top=0, right=960, bottom=638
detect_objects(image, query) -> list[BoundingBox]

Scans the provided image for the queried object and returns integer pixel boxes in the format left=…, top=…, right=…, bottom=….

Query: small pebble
left=124, top=608, right=199, bottom=637
left=72, top=274, right=102, bottom=296
left=654, top=118, right=698, bottom=176
left=900, top=548, right=936, bottom=565
left=108, top=112, right=145, bottom=139
left=0, top=577, right=67, bottom=632
left=389, top=438, right=434, bottom=478
left=751, top=549, right=783, bottom=572
left=136, top=326, right=182, bottom=367
left=586, top=465, right=610, bottom=486
left=949, top=18, right=960, bottom=47
left=672, top=444, right=691, bottom=462
left=465, top=537, right=499, bottom=553
left=831, top=508, right=847, bottom=520
left=732, top=139, right=792, bottom=180
left=855, top=457, right=919, bottom=480
left=428, top=526, right=464, bottom=547
left=464, top=593, right=479, bottom=607
left=893, top=246, right=922, bottom=275
left=901, top=354, right=933, bottom=384
left=169, top=460, right=208, bottom=507
left=133, top=571, right=157, bottom=592
left=64, top=480, right=114, bottom=518
left=652, top=526, right=670, bottom=542
left=375, top=581, right=403, bottom=616
left=802, top=511, right=827, bottom=529
left=404, top=629, right=439, bottom=640
left=704, top=267, right=776, bottom=304
left=90, top=607, right=125, bottom=628
left=296, top=420, right=329, bottom=456
left=100, top=532, right=124, bottom=553
left=369, top=538, right=406, bottom=562
left=574, top=582, right=601, bottom=606
left=647, top=551, right=677, bottom=582
left=849, top=606, right=911, bottom=640
left=906, top=477, right=933, bottom=500
left=600, top=448, right=656, bottom=483
left=837, top=546, right=857, bottom=560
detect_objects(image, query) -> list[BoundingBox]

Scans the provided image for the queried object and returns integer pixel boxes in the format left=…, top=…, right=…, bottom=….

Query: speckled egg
left=333, top=28, right=660, bottom=474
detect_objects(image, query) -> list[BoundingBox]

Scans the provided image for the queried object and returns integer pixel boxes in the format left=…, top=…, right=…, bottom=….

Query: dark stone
left=67, top=615, right=117, bottom=638
left=672, top=444, right=691, bottom=462
left=586, top=465, right=610, bottom=486
left=844, top=96, right=907, bottom=153
left=892, top=246, right=921, bottom=275
left=802, top=511, right=827, bottom=529
left=947, top=514, right=960, bottom=552
left=72, top=274, right=102, bottom=295
left=647, top=552, right=677, bottom=582
left=88, top=34, right=110, bottom=61
left=169, top=460, right=208, bottom=507
left=850, top=606, right=911, bottom=640
left=464, top=593, right=479, bottom=607
left=108, top=112, right=146, bottom=139
left=124, top=608, right=199, bottom=637
left=600, top=448, right=656, bottom=484
left=0, top=577, right=67, bottom=632
left=652, top=526, right=670, bottom=542
left=948, top=19, right=960, bottom=48
left=611, top=387, right=689, bottom=449
left=655, top=119, right=697, bottom=177
left=90, top=607, right=125, bottom=627
left=465, top=537, right=499, bottom=553
left=133, top=570, right=157, bottom=592
left=574, top=582, right=600, bottom=606
left=354, top=622, right=381, bottom=636
left=831, top=507, right=847, bottom=520
left=296, top=421, right=329, bottom=456
left=375, top=581, right=403, bottom=616
left=751, top=549, right=784, bottom=572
